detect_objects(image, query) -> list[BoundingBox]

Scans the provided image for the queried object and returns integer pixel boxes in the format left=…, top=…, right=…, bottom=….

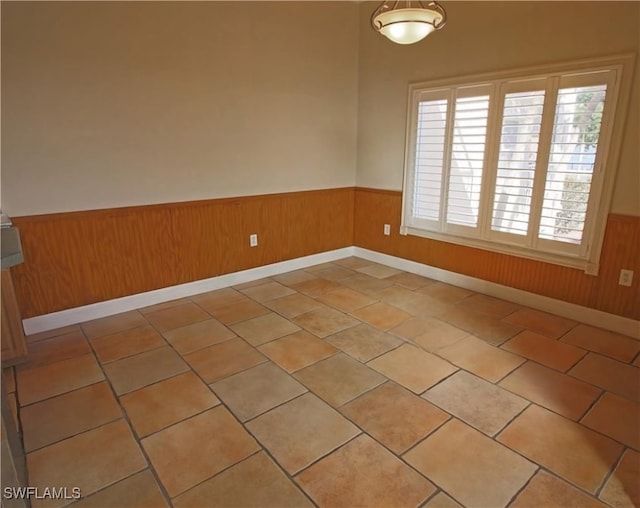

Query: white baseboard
left=22, top=247, right=355, bottom=335
left=353, top=247, right=640, bottom=340
left=23, top=245, right=639, bottom=340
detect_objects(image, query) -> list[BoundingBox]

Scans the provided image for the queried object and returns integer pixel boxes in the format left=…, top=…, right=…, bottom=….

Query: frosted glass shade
left=373, top=7, right=443, bottom=44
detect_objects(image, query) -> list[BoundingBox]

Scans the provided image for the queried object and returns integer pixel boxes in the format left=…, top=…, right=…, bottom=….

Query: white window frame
left=400, top=54, right=635, bottom=274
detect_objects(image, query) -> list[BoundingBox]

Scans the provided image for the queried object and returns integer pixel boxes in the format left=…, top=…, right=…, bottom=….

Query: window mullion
left=527, top=76, right=559, bottom=249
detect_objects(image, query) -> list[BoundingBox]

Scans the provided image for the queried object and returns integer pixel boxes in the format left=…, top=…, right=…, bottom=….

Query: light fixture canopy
left=371, top=1, right=446, bottom=45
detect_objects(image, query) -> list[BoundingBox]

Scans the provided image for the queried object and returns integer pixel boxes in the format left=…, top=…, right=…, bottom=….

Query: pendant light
left=371, top=0, right=446, bottom=45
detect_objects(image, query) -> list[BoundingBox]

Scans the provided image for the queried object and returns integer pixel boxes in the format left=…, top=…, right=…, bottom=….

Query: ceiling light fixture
left=371, top=1, right=446, bottom=45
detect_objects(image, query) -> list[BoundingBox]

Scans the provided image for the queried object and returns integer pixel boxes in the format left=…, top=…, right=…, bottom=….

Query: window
left=401, top=55, right=633, bottom=273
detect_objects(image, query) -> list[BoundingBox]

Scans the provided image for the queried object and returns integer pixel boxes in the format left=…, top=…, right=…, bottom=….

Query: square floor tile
left=333, top=257, right=373, bottom=269
left=409, top=319, right=469, bottom=352
left=234, top=277, right=273, bottom=290
left=73, top=470, right=168, bottom=508
left=26, top=325, right=82, bottom=344
left=511, top=471, right=606, bottom=508
left=499, top=361, right=601, bottom=421
left=139, top=298, right=192, bottom=315
left=291, top=278, right=344, bottom=296
left=356, top=263, right=402, bottom=279
left=292, top=307, right=358, bottom=338
left=385, top=272, right=435, bottom=290
left=582, top=392, right=640, bottom=450
left=211, top=363, right=307, bottom=421
left=392, top=293, right=453, bottom=319
left=294, top=353, right=385, bottom=407
left=240, top=281, right=296, bottom=302
left=18, top=355, right=104, bottom=406
left=372, top=285, right=423, bottom=308
left=27, top=420, right=146, bottom=508
left=246, top=393, right=360, bottom=474
left=569, top=353, right=640, bottom=402
left=297, top=434, right=435, bottom=507
left=438, top=335, right=525, bottom=383
left=121, top=371, right=220, bottom=438
left=441, top=307, right=522, bottom=345
left=351, top=302, right=412, bottom=331
left=313, top=265, right=357, bottom=281
left=21, top=382, right=122, bottom=452
left=272, top=269, right=318, bottom=286
left=501, top=330, right=587, bottom=372
left=341, top=381, right=449, bottom=454
left=103, top=347, right=189, bottom=395
left=91, top=325, right=166, bottom=363
left=191, top=288, right=248, bottom=313
left=368, top=344, right=457, bottom=394
left=81, top=311, right=147, bottom=339
left=162, top=318, right=235, bottom=355
left=599, top=449, right=639, bottom=508
left=502, top=308, right=577, bottom=338
left=174, top=453, right=312, bottom=508
left=325, top=324, right=402, bottom=362
left=143, top=407, right=260, bottom=497
left=389, top=317, right=436, bottom=339
left=423, top=492, right=463, bottom=508
left=208, top=299, right=271, bottom=325
left=230, top=313, right=301, bottom=346
left=340, top=274, right=394, bottom=295
left=21, top=330, right=91, bottom=369
left=258, top=331, right=337, bottom=373
left=423, top=370, right=528, bottom=436
left=418, top=282, right=474, bottom=304
left=316, top=288, right=376, bottom=313
left=304, top=262, right=336, bottom=272
left=497, top=405, right=623, bottom=493
left=184, top=338, right=267, bottom=384
left=144, top=302, right=210, bottom=333
left=560, top=324, right=640, bottom=363
left=264, top=293, right=324, bottom=318
left=405, top=419, right=536, bottom=508
left=455, top=294, right=521, bottom=318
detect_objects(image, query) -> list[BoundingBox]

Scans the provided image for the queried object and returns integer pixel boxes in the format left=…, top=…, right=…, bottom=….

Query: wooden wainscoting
left=354, top=187, right=640, bottom=321
left=11, top=188, right=355, bottom=318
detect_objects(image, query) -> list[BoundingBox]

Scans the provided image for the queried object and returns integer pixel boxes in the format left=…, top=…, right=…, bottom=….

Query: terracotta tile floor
left=6, top=257, right=640, bottom=507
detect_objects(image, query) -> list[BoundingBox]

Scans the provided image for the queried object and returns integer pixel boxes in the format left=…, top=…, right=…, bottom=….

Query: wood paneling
left=10, top=186, right=637, bottom=321
left=354, top=188, right=639, bottom=320
left=11, top=188, right=354, bottom=318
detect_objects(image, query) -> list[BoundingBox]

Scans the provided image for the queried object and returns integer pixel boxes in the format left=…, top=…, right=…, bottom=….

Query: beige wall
left=3, top=2, right=638, bottom=218
left=356, top=1, right=640, bottom=216
left=1, top=1, right=359, bottom=216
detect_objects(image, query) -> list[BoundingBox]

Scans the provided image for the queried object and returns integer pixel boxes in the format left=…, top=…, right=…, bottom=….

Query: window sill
left=399, top=226, right=599, bottom=275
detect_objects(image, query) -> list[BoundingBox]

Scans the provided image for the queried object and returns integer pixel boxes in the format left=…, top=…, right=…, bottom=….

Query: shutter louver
left=413, top=99, right=448, bottom=223
left=539, top=84, right=607, bottom=244
left=446, top=95, right=490, bottom=228
left=491, top=90, right=545, bottom=236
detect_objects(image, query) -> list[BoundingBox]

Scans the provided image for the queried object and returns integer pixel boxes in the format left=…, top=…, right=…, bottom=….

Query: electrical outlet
left=619, top=269, right=633, bottom=287
left=249, top=234, right=258, bottom=247
left=383, top=224, right=391, bottom=236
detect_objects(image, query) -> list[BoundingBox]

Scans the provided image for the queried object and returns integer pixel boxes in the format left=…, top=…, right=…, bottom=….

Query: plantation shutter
left=445, top=86, right=491, bottom=234
left=490, top=82, right=546, bottom=244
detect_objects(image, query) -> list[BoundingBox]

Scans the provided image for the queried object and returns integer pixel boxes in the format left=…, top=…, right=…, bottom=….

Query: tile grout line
left=16, top=258, right=637, bottom=508
left=79, top=323, right=177, bottom=508
left=594, top=446, right=628, bottom=500
left=143, top=297, right=318, bottom=505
